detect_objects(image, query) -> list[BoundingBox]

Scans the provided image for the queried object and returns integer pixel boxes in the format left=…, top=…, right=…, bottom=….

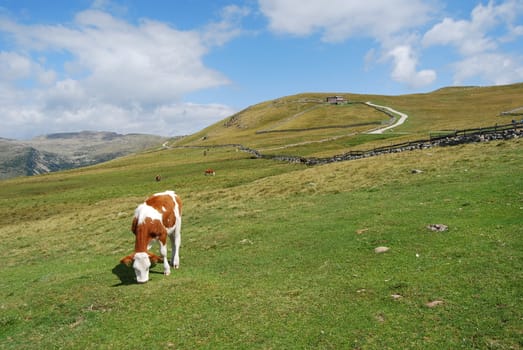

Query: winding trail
left=259, top=102, right=409, bottom=152
left=365, top=102, right=408, bottom=134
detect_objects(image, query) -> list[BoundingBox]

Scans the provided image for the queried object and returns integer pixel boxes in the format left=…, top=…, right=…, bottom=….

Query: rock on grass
left=374, top=246, right=390, bottom=254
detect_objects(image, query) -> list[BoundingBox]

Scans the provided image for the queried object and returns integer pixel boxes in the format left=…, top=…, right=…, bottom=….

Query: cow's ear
left=147, top=253, right=162, bottom=264
left=120, top=254, right=134, bottom=266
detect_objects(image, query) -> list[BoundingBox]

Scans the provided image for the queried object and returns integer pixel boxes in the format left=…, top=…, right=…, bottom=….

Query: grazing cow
left=155, top=174, right=162, bottom=182
left=204, top=168, right=216, bottom=176
left=120, top=190, right=182, bottom=283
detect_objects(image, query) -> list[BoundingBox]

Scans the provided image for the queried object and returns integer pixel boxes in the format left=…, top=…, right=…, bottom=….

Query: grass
left=0, top=137, right=522, bottom=349
left=1, top=84, right=523, bottom=349
left=266, top=103, right=384, bottom=131
left=177, top=83, right=523, bottom=155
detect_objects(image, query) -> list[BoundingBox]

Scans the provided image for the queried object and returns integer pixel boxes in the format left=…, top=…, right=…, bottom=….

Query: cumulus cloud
left=0, top=52, right=32, bottom=80
left=422, top=1, right=511, bottom=55
left=259, top=0, right=523, bottom=88
left=388, top=45, right=436, bottom=88
left=452, top=53, right=523, bottom=85
left=0, top=96, right=236, bottom=140
left=258, top=0, right=437, bottom=87
left=4, top=9, right=230, bottom=104
left=0, top=6, right=246, bottom=139
left=258, top=0, right=432, bottom=43
left=423, top=17, right=496, bottom=55
left=423, top=0, right=523, bottom=85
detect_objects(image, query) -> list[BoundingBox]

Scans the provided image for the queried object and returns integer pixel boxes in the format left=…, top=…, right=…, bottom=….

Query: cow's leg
left=170, top=220, right=182, bottom=268
left=159, top=240, right=171, bottom=276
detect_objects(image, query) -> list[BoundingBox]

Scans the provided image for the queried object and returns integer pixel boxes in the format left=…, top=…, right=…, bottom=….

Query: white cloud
left=423, top=0, right=523, bottom=85
left=453, top=53, right=523, bottom=85
left=0, top=96, right=236, bottom=140
left=258, top=0, right=437, bottom=88
left=423, top=17, right=496, bottom=55
left=150, top=103, right=237, bottom=136
left=203, top=5, right=251, bottom=46
left=0, top=6, right=246, bottom=139
left=43, top=79, right=88, bottom=110
left=388, top=45, right=436, bottom=88
left=0, top=52, right=32, bottom=80
left=513, top=25, right=523, bottom=36
left=422, top=3, right=505, bottom=56
left=258, top=0, right=433, bottom=43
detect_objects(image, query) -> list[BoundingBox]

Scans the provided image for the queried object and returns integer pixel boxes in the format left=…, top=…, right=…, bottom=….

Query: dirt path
left=365, top=102, right=408, bottom=134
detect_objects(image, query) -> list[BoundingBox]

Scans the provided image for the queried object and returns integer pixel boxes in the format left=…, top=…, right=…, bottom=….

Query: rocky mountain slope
left=0, top=131, right=167, bottom=179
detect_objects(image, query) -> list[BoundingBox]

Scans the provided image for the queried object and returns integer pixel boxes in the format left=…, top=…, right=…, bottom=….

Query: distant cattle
left=155, top=175, right=162, bottom=182
left=120, top=190, right=182, bottom=283
left=204, top=168, right=216, bottom=176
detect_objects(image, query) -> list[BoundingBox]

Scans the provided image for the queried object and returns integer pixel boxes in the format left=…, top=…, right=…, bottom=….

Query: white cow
left=120, top=190, right=182, bottom=283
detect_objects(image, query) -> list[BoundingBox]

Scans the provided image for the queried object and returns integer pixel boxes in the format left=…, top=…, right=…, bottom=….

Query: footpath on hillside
left=365, top=102, right=408, bottom=134
left=257, top=101, right=404, bottom=152
left=171, top=104, right=522, bottom=166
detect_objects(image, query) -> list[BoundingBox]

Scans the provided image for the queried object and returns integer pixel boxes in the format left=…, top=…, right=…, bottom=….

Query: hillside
left=0, top=83, right=522, bottom=349
left=0, top=131, right=167, bottom=179
left=172, top=83, right=523, bottom=157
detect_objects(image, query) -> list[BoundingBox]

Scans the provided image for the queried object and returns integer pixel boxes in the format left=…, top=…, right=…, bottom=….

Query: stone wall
left=176, top=122, right=522, bottom=167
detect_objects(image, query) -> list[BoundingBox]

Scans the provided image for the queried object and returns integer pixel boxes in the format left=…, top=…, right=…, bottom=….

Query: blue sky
left=1, top=0, right=522, bottom=139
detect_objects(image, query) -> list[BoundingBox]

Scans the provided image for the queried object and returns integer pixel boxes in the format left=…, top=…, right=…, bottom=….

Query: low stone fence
left=301, top=122, right=523, bottom=166
left=174, top=122, right=522, bottom=167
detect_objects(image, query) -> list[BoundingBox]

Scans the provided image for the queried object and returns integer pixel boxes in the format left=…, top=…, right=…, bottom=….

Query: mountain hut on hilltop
left=326, top=96, right=346, bottom=104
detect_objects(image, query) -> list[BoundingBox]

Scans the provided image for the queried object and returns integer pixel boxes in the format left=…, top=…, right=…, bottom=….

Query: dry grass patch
left=208, top=139, right=520, bottom=202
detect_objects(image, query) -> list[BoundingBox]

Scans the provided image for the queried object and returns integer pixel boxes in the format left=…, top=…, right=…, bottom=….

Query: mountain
left=0, top=131, right=167, bottom=179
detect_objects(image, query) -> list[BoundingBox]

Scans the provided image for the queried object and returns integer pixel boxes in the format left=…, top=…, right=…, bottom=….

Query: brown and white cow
left=120, top=190, right=182, bottom=283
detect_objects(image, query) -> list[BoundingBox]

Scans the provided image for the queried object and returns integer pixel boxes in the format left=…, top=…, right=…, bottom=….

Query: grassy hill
left=0, top=84, right=522, bottom=349
left=174, top=83, right=523, bottom=157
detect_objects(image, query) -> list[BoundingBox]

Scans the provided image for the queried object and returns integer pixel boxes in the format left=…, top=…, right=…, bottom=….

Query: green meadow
left=1, top=84, right=522, bottom=349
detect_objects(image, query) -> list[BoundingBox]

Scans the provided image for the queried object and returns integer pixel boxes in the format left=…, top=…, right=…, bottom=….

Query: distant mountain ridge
left=0, top=131, right=167, bottom=180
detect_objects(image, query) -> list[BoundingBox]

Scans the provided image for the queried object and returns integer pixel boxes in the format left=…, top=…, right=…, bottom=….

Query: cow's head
left=120, top=252, right=162, bottom=283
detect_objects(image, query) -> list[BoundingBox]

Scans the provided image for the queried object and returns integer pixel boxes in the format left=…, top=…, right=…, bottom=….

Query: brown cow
left=120, top=191, right=182, bottom=283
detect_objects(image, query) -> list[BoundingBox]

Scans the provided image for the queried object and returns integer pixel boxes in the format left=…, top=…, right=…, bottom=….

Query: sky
left=0, top=0, right=522, bottom=140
